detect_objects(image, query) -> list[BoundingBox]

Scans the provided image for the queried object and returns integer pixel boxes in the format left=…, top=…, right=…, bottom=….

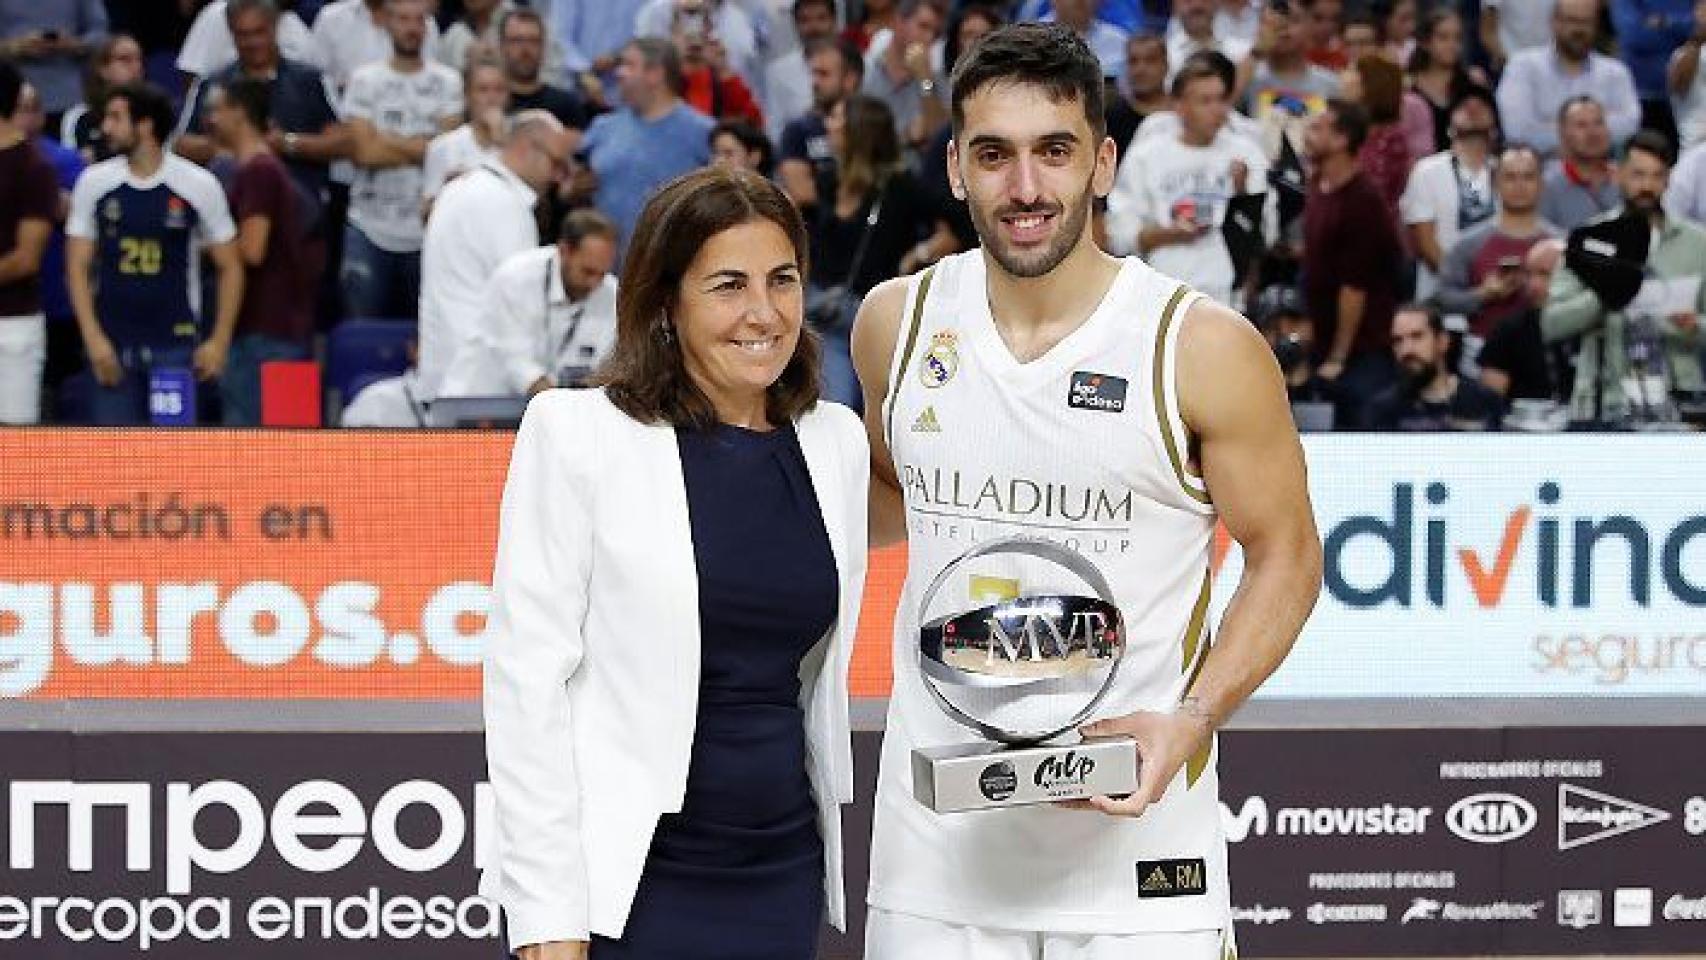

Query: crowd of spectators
left=2, top=0, right=1706, bottom=432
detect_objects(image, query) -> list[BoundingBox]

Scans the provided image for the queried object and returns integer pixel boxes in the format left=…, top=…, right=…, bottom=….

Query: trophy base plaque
left=911, top=736, right=1139, bottom=813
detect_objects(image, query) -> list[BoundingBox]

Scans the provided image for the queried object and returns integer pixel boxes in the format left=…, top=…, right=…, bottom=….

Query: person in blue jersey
left=66, top=82, right=242, bottom=425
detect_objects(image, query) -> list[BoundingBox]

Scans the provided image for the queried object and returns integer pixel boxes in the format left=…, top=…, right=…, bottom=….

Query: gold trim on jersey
left=1179, top=568, right=1212, bottom=674
left=1152, top=284, right=1212, bottom=505
left=1179, top=567, right=1214, bottom=788
left=884, top=265, right=937, bottom=447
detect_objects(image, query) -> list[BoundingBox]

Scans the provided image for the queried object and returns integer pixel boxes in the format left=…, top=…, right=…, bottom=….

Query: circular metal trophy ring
left=916, top=535, right=1127, bottom=745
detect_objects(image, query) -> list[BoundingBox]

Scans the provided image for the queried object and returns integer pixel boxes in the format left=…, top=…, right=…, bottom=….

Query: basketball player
left=851, top=23, right=1323, bottom=960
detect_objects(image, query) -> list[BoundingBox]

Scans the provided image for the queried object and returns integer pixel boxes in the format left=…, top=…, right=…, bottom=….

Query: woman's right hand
left=516, top=941, right=588, bottom=960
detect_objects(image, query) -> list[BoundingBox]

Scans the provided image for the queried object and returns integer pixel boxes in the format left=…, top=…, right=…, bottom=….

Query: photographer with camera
left=1543, top=130, right=1706, bottom=426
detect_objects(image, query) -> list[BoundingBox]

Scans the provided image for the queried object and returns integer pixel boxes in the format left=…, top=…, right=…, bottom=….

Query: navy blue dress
left=589, top=422, right=839, bottom=960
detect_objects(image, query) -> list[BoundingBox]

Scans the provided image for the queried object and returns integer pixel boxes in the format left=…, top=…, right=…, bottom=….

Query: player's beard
left=969, top=173, right=1095, bottom=280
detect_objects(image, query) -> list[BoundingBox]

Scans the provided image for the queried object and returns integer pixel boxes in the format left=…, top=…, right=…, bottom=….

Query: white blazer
left=479, top=388, right=870, bottom=950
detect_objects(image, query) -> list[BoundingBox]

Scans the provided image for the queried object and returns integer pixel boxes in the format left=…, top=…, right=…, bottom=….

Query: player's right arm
left=850, top=276, right=910, bottom=548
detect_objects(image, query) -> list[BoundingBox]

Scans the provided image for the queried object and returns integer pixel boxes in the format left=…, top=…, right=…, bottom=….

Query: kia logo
left=1446, top=792, right=1538, bottom=844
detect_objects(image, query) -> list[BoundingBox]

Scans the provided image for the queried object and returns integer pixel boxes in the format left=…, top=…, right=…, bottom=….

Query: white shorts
left=865, top=907, right=1236, bottom=960
left=0, top=314, right=46, bottom=425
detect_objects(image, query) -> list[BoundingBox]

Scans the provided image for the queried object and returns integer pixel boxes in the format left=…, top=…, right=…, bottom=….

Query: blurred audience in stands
left=0, top=63, right=59, bottom=424
left=3, top=0, right=1702, bottom=432
left=1366, top=302, right=1504, bottom=430
left=60, top=33, right=140, bottom=162
left=206, top=75, right=313, bottom=425
left=340, top=0, right=461, bottom=321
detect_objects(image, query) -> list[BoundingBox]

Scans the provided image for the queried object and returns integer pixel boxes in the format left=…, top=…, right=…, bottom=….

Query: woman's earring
left=656, top=318, right=675, bottom=345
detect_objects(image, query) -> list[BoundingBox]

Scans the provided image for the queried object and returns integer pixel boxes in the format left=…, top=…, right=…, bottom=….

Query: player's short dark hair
left=1170, top=52, right=1231, bottom=100
left=0, top=60, right=21, bottom=119
left=1395, top=301, right=1444, bottom=334
left=1624, top=128, right=1675, bottom=167
left=558, top=207, right=618, bottom=246
left=950, top=22, right=1106, bottom=140
left=218, top=76, right=271, bottom=130
left=1323, top=97, right=1369, bottom=154
left=107, top=81, right=177, bottom=145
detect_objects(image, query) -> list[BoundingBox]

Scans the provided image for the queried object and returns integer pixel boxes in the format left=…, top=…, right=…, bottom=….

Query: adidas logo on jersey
left=1137, top=858, right=1207, bottom=899
left=911, top=407, right=942, bottom=433
left=1141, top=868, right=1173, bottom=894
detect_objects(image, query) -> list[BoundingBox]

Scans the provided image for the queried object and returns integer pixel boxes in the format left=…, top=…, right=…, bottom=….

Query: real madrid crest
left=102, top=198, right=122, bottom=223
left=920, top=329, right=959, bottom=388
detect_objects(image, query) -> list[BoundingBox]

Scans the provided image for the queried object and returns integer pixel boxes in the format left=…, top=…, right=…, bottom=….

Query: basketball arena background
left=2, top=429, right=1704, bottom=958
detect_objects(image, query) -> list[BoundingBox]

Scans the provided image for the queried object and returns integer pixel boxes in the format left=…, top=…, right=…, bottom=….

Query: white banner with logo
left=1216, top=436, right=1706, bottom=698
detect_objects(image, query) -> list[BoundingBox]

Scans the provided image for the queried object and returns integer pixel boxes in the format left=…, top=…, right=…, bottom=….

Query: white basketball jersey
left=868, top=251, right=1230, bottom=935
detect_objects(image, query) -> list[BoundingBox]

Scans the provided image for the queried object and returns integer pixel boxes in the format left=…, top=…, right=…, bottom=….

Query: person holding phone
left=1436, top=143, right=1560, bottom=342
left=0, top=0, right=108, bottom=126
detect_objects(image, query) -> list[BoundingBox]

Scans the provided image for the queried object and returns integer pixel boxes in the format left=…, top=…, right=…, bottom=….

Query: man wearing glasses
left=418, top=110, right=573, bottom=404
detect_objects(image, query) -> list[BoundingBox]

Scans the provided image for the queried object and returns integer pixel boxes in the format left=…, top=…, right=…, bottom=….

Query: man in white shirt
left=764, top=0, right=837, bottom=143
left=1167, top=0, right=1250, bottom=85
left=1215, top=0, right=1261, bottom=44
left=422, top=59, right=510, bottom=217
left=1672, top=3, right=1706, bottom=149
left=176, top=0, right=318, bottom=79
left=1107, top=56, right=1268, bottom=307
left=312, top=0, right=443, bottom=92
left=1400, top=87, right=1498, bottom=299
left=418, top=109, right=572, bottom=403
left=1480, top=0, right=1556, bottom=72
left=1668, top=137, right=1706, bottom=225
left=442, top=209, right=619, bottom=397
left=341, top=0, right=463, bottom=321
left=1495, top=0, right=1640, bottom=157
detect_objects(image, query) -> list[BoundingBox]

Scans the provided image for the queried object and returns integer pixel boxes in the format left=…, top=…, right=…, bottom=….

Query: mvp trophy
left=911, top=536, right=1140, bottom=813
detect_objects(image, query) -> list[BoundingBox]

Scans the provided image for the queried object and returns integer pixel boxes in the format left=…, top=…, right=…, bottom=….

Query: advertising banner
left=3, top=431, right=1704, bottom=701
left=1220, top=726, right=1706, bottom=956
left=5, top=728, right=1704, bottom=957
left=1242, top=435, right=1706, bottom=697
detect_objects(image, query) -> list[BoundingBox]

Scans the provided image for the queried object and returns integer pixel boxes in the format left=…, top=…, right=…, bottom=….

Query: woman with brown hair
left=1342, top=53, right=1414, bottom=224
left=481, top=167, right=870, bottom=960
left=1406, top=8, right=1486, bottom=153
left=806, top=93, right=957, bottom=409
